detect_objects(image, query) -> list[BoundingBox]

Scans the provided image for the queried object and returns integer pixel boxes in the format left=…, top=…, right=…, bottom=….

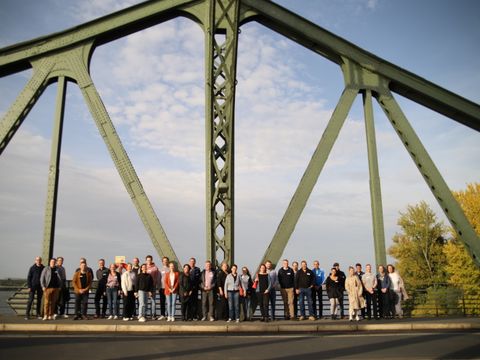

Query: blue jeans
left=166, top=293, right=177, bottom=318
left=149, top=288, right=157, bottom=317
left=240, top=295, right=251, bottom=320
left=269, top=289, right=277, bottom=319
left=299, top=287, right=313, bottom=317
left=138, top=290, right=148, bottom=318
left=227, top=291, right=240, bottom=320
left=106, top=287, right=119, bottom=316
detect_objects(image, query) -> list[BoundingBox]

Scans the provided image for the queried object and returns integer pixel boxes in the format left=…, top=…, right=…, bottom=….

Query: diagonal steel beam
left=260, top=87, right=358, bottom=268
left=377, top=91, right=480, bottom=266
left=0, top=58, right=54, bottom=156
left=241, top=0, right=480, bottom=132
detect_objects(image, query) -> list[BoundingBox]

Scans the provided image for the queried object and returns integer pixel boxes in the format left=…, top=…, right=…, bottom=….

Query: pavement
left=1, top=315, right=479, bottom=333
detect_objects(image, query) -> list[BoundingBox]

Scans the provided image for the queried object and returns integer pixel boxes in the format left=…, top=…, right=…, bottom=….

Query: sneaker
left=308, top=316, right=316, bottom=321
left=47, top=316, right=53, bottom=320
left=227, top=318, right=232, bottom=323
left=201, top=316, right=207, bottom=321
left=108, top=315, right=113, bottom=320
left=209, top=317, right=215, bottom=322
left=63, top=314, right=69, bottom=319
left=139, top=317, right=146, bottom=322
left=113, top=316, right=118, bottom=320
left=37, top=316, right=43, bottom=320
left=171, top=317, right=175, bottom=322
left=73, top=316, right=80, bottom=320
left=53, top=314, right=57, bottom=320
left=24, top=316, right=29, bottom=320
left=236, top=319, right=240, bottom=323
left=82, top=315, right=88, bottom=320
left=158, top=315, right=165, bottom=320
left=299, top=316, right=305, bottom=321
left=123, top=317, right=129, bottom=321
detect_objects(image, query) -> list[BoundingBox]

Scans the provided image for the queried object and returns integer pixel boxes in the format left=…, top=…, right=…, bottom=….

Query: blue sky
left=0, top=0, right=479, bottom=278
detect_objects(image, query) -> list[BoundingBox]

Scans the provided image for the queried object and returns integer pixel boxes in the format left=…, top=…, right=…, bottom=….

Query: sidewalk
left=1, top=315, right=479, bottom=333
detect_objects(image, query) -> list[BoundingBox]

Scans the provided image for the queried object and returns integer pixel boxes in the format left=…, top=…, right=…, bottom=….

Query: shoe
left=37, top=316, right=43, bottom=320
left=123, top=317, right=129, bottom=321
left=24, top=316, right=29, bottom=320
left=47, top=316, right=52, bottom=320
left=113, top=316, right=118, bottom=320
left=349, top=317, right=353, bottom=322
left=356, top=317, right=360, bottom=322
left=158, top=316, right=165, bottom=320
left=171, top=317, right=175, bottom=322
left=201, top=316, right=206, bottom=321
left=94, top=314, right=99, bottom=319
left=227, top=318, right=232, bottom=322
left=108, top=315, right=113, bottom=320
left=308, top=316, right=316, bottom=321
left=73, top=316, right=80, bottom=320
left=82, top=315, right=88, bottom=320
left=209, top=317, right=215, bottom=322
left=299, top=316, right=305, bottom=321
left=236, top=319, right=240, bottom=323
left=139, top=317, right=146, bottom=322
left=53, top=314, right=57, bottom=320
left=63, top=314, right=69, bottom=319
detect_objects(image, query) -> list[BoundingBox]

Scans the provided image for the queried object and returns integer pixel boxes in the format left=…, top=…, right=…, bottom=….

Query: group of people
left=25, top=255, right=408, bottom=322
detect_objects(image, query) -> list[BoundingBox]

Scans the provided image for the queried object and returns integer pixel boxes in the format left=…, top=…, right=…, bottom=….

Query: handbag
left=252, top=278, right=258, bottom=289
left=239, top=287, right=245, bottom=296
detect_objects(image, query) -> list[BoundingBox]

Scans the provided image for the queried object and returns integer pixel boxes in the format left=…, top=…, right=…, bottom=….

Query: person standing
left=333, top=262, right=346, bottom=318
left=145, top=255, right=161, bottom=320
left=165, top=261, right=179, bottom=322
left=189, top=257, right=201, bottom=320
left=135, top=264, right=153, bottom=322
left=377, top=265, right=391, bottom=319
left=72, top=262, right=92, bottom=320
left=106, top=263, right=121, bottom=319
left=255, top=264, right=271, bottom=322
left=179, top=264, right=193, bottom=321
left=40, top=258, right=62, bottom=320
left=239, top=266, right=253, bottom=321
left=25, top=256, right=44, bottom=320
left=355, top=263, right=366, bottom=319
left=224, top=264, right=242, bottom=323
left=200, top=260, right=217, bottom=321
left=216, top=262, right=230, bottom=321
left=158, top=256, right=169, bottom=320
left=325, top=267, right=343, bottom=320
left=294, top=260, right=315, bottom=321
left=387, top=264, right=407, bottom=318
left=265, top=260, right=278, bottom=321
left=277, top=259, right=295, bottom=320
left=362, top=264, right=378, bottom=320
left=132, top=258, right=140, bottom=274
left=55, top=257, right=69, bottom=319
left=312, top=260, right=325, bottom=320
left=121, top=263, right=137, bottom=321
left=94, top=259, right=109, bottom=319
left=345, top=266, right=365, bottom=322
left=292, top=261, right=299, bottom=318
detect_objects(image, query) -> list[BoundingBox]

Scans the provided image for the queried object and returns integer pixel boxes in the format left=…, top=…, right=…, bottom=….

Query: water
left=0, top=290, right=15, bottom=315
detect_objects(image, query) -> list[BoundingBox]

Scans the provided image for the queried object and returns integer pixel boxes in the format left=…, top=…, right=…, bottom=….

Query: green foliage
left=388, top=201, right=448, bottom=289
left=411, top=286, right=463, bottom=317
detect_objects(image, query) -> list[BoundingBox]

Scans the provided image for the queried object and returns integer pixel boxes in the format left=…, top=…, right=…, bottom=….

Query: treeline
left=388, top=183, right=480, bottom=316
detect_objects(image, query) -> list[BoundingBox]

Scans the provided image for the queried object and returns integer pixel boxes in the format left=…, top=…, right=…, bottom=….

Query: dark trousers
left=339, top=292, right=345, bottom=317
left=26, top=286, right=43, bottom=317
left=217, top=294, right=229, bottom=320
left=311, top=286, right=323, bottom=318
left=95, top=287, right=107, bottom=317
left=181, top=296, right=193, bottom=320
left=159, top=289, right=166, bottom=316
left=257, top=292, right=269, bottom=319
left=365, top=291, right=378, bottom=319
left=123, top=291, right=135, bottom=319
left=56, top=286, right=69, bottom=315
left=201, top=290, right=215, bottom=319
left=268, top=289, right=277, bottom=319
left=190, top=288, right=199, bottom=319
left=378, top=291, right=390, bottom=318
left=293, top=292, right=298, bottom=318
left=75, top=292, right=89, bottom=316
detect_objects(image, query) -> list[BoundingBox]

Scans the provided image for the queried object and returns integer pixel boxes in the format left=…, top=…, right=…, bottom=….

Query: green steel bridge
left=1, top=0, right=479, bottom=268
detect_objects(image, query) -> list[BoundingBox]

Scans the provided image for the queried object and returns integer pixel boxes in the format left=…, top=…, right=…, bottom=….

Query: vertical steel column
left=205, top=0, right=239, bottom=266
left=42, top=76, right=66, bottom=261
left=362, top=90, right=387, bottom=267
left=260, top=87, right=358, bottom=268
left=377, top=91, right=480, bottom=265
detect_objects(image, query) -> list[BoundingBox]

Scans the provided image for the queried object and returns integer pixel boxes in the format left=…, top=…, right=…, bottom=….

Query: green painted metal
left=260, top=87, right=358, bottom=268
left=205, top=0, right=239, bottom=266
left=377, top=90, right=480, bottom=266
left=362, top=89, right=387, bottom=268
left=42, top=76, right=66, bottom=262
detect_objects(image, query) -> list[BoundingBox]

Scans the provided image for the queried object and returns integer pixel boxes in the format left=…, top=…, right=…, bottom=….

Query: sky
left=0, top=0, right=479, bottom=279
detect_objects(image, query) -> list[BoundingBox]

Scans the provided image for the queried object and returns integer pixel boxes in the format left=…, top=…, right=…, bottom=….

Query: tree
left=443, top=183, right=480, bottom=314
left=388, top=201, right=448, bottom=289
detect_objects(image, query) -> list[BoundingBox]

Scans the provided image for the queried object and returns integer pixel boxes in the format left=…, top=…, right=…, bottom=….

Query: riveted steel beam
left=42, top=76, right=66, bottom=262
left=205, top=0, right=239, bottom=266
left=260, top=87, right=358, bottom=268
left=241, top=0, right=480, bottom=132
left=377, top=90, right=480, bottom=266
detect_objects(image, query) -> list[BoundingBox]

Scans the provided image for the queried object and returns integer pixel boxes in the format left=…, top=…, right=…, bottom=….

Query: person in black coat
left=333, top=262, right=346, bottom=318
left=179, top=264, right=194, bottom=321
left=326, top=267, right=343, bottom=320
left=26, top=256, right=45, bottom=319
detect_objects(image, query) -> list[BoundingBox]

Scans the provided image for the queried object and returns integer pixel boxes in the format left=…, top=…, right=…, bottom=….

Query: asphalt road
left=1, top=332, right=479, bottom=359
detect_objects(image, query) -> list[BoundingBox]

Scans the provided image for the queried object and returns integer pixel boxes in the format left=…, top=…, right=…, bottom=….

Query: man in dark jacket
left=26, top=256, right=44, bottom=320
left=333, top=262, right=346, bottom=318
left=277, top=259, right=295, bottom=320
left=189, top=257, right=201, bottom=320
left=94, top=258, right=109, bottom=318
left=294, top=260, right=315, bottom=321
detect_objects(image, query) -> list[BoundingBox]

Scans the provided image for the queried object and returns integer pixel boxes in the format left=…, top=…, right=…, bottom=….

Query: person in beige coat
left=345, top=266, right=365, bottom=321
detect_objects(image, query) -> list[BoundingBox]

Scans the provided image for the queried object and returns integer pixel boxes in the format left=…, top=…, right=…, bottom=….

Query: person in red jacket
left=164, top=262, right=179, bottom=322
